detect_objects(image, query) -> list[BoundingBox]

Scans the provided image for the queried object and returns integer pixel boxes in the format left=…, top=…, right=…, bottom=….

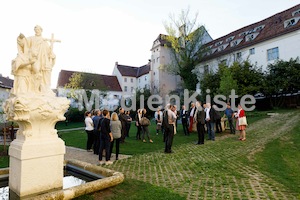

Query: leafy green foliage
left=263, top=58, right=300, bottom=107
left=200, top=60, right=264, bottom=101
left=218, top=65, right=238, bottom=100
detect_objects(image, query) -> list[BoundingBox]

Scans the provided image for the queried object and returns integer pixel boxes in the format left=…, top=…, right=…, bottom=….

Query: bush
left=65, top=108, right=85, bottom=122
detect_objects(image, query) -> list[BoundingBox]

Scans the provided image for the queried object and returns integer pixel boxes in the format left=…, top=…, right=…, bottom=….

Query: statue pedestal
left=3, top=94, right=69, bottom=198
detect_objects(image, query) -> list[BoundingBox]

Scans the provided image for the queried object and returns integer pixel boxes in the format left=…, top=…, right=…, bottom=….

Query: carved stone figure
left=3, top=26, right=69, bottom=198
left=11, top=25, right=60, bottom=95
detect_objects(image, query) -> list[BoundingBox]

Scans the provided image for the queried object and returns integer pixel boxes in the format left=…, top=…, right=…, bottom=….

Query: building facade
left=57, top=70, right=123, bottom=111
left=194, top=4, right=300, bottom=82
left=112, top=62, right=150, bottom=95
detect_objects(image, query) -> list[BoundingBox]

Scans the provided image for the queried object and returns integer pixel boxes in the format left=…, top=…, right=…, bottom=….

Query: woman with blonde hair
left=140, top=108, right=153, bottom=143
left=110, top=112, right=122, bottom=160
left=84, top=111, right=94, bottom=152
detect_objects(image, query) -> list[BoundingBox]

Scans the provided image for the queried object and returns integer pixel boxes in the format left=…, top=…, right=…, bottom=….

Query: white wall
left=195, top=31, right=300, bottom=78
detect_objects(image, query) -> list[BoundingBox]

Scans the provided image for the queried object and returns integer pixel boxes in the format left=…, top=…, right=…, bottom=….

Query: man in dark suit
left=188, top=102, right=197, bottom=132
left=195, top=102, right=205, bottom=144
left=180, top=105, right=189, bottom=135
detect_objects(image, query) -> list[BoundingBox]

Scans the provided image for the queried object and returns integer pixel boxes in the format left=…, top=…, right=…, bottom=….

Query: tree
left=263, top=58, right=300, bottom=107
left=163, top=8, right=208, bottom=90
left=229, top=60, right=264, bottom=96
left=218, top=65, right=238, bottom=101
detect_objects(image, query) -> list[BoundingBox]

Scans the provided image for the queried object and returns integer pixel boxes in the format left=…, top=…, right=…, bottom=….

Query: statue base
left=3, top=94, right=70, bottom=198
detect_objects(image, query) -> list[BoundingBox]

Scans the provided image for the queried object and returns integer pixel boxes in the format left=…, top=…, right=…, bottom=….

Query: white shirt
left=85, top=117, right=94, bottom=131
left=205, top=107, right=211, bottom=121
left=190, top=107, right=195, bottom=117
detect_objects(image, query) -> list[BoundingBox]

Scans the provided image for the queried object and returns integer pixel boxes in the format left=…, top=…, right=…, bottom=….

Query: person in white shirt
left=84, top=111, right=94, bottom=152
left=188, top=103, right=196, bottom=132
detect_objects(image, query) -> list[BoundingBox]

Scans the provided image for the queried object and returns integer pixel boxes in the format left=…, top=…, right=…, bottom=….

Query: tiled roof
left=0, top=75, right=13, bottom=89
left=117, top=65, right=139, bottom=77
left=117, top=64, right=150, bottom=78
left=202, top=4, right=300, bottom=61
left=57, top=70, right=122, bottom=92
left=137, top=64, right=150, bottom=77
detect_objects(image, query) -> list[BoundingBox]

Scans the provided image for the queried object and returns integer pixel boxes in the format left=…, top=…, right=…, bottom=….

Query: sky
left=0, top=0, right=298, bottom=89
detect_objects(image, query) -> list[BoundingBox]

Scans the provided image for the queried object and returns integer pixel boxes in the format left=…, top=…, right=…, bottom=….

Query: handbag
left=238, top=116, right=248, bottom=126
left=140, top=117, right=150, bottom=126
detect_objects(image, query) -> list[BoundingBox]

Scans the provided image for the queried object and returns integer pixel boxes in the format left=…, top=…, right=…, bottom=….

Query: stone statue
left=3, top=26, right=69, bottom=198
left=11, top=25, right=60, bottom=95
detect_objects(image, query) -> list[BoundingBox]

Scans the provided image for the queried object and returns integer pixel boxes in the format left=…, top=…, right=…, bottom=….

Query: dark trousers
left=85, top=130, right=94, bottom=150
left=136, top=125, right=141, bottom=139
left=215, top=119, right=222, bottom=133
left=99, top=135, right=111, bottom=161
left=207, top=122, right=215, bottom=140
left=182, top=120, right=189, bottom=135
left=197, top=123, right=205, bottom=144
left=164, top=125, right=174, bottom=153
left=228, top=118, right=235, bottom=134
left=121, top=126, right=126, bottom=143
left=93, top=130, right=100, bottom=155
left=126, top=123, right=131, bottom=137
left=110, top=138, right=120, bottom=160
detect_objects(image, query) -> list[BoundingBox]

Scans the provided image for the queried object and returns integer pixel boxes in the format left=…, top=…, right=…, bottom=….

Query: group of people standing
left=84, top=102, right=247, bottom=164
left=180, top=101, right=247, bottom=144
left=84, top=108, right=132, bottom=165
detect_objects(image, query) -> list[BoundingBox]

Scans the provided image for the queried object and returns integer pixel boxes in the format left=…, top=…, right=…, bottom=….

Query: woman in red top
left=236, top=104, right=247, bottom=141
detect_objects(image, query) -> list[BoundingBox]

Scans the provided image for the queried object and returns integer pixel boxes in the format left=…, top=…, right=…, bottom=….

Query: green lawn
left=0, top=111, right=269, bottom=168
left=2, top=110, right=299, bottom=199
left=251, top=121, right=300, bottom=194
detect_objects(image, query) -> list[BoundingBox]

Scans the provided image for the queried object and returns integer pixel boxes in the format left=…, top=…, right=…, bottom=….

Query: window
left=249, top=48, right=255, bottom=55
left=237, top=52, right=242, bottom=58
left=292, top=9, right=300, bottom=16
left=139, top=78, right=140, bottom=83
left=124, top=77, right=127, bottom=82
left=145, top=75, right=148, bottom=81
left=267, top=47, right=279, bottom=61
left=157, top=57, right=159, bottom=62
left=284, top=17, right=300, bottom=28
left=131, top=78, right=133, bottom=83
left=124, top=86, right=127, bottom=92
left=131, top=87, right=134, bottom=92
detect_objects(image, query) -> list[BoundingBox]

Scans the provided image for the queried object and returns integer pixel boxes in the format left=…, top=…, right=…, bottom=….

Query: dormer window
left=245, top=32, right=259, bottom=42
left=215, top=41, right=223, bottom=46
left=230, top=39, right=243, bottom=47
left=239, top=32, right=247, bottom=37
left=218, top=43, right=229, bottom=51
left=255, top=25, right=265, bottom=31
left=292, top=9, right=300, bottom=16
left=226, top=36, right=235, bottom=42
left=284, top=17, right=300, bottom=28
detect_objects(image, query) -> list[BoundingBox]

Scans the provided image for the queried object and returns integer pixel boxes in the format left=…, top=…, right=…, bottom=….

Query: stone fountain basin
left=0, top=159, right=124, bottom=200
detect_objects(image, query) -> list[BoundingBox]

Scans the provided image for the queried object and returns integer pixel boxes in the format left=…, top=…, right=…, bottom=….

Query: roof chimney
left=115, top=61, right=118, bottom=66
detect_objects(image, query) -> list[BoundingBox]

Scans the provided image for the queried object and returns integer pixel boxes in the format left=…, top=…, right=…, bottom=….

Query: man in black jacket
left=180, top=105, right=189, bottom=136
